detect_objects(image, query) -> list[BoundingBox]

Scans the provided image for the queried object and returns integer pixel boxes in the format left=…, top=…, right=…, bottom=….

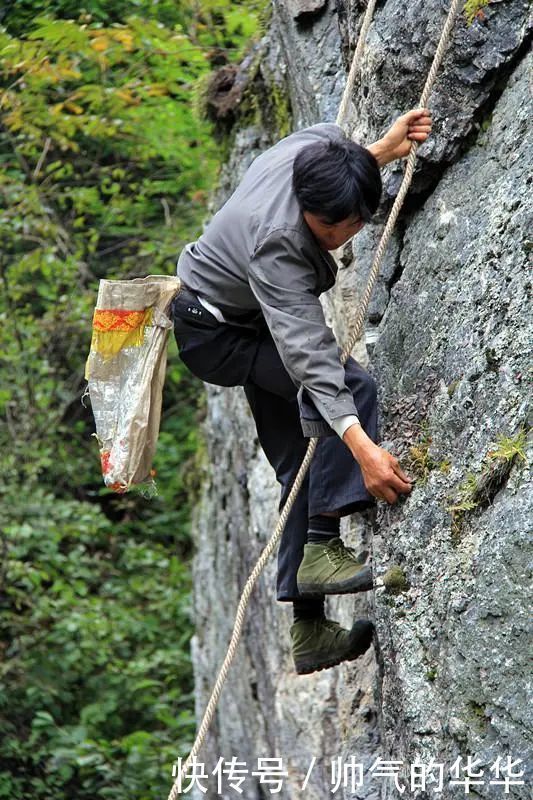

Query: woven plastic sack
left=84, top=275, right=181, bottom=494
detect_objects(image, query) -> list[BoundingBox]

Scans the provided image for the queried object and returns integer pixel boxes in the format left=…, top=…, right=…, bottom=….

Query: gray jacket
left=176, top=122, right=360, bottom=436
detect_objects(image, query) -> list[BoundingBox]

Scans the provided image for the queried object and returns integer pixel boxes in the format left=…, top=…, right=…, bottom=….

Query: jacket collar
left=299, top=214, right=339, bottom=291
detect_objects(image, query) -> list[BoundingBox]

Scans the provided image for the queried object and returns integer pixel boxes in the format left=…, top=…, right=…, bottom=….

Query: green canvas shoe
left=290, top=616, right=374, bottom=675
left=297, top=536, right=373, bottom=596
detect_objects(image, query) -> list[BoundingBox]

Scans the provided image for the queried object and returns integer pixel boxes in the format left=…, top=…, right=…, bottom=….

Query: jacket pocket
left=171, top=291, right=220, bottom=330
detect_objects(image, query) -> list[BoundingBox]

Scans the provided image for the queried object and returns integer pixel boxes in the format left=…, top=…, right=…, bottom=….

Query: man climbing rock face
left=172, top=108, right=432, bottom=675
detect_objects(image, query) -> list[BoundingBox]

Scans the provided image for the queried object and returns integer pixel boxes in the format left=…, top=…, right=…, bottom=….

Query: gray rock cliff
left=183, top=2, right=532, bottom=798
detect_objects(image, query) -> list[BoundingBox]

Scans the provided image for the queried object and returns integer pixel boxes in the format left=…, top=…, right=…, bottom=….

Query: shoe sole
left=294, top=631, right=373, bottom=675
left=297, top=565, right=373, bottom=596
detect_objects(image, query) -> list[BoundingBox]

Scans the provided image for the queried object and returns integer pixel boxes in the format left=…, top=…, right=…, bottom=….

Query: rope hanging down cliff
left=168, top=0, right=463, bottom=796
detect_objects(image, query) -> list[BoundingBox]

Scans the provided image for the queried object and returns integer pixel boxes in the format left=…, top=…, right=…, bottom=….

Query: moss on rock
left=383, top=565, right=409, bottom=594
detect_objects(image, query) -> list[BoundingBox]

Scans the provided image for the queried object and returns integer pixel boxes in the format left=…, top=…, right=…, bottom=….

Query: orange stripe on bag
left=90, top=307, right=153, bottom=358
left=93, top=308, right=148, bottom=332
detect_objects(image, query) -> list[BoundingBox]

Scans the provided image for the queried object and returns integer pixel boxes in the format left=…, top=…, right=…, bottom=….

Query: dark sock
left=307, top=514, right=340, bottom=544
left=293, top=596, right=325, bottom=622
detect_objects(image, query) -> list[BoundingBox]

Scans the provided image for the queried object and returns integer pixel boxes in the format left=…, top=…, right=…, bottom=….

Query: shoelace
left=321, top=618, right=342, bottom=632
left=319, top=618, right=347, bottom=643
left=325, top=539, right=361, bottom=566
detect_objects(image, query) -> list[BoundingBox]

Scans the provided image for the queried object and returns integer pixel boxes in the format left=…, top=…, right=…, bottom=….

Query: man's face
left=303, top=211, right=365, bottom=251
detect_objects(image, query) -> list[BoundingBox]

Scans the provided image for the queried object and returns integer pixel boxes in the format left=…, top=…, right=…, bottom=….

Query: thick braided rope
left=167, top=1, right=461, bottom=796
left=341, top=0, right=463, bottom=360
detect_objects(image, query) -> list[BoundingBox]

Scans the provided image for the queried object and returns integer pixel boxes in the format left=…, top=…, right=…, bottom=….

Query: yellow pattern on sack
left=89, top=306, right=153, bottom=359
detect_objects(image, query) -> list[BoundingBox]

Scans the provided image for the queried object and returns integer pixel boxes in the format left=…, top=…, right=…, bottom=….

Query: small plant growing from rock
left=383, top=565, right=409, bottom=594
left=447, top=473, right=480, bottom=538
left=447, top=378, right=461, bottom=397
left=464, top=1, right=491, bottom=25
left=486, top=430, right=527, bottom=463
left=467, top=700, right=489, bottom=732
left=408, top=421, right=437, bottom=484
left=447, top=428, right=529, bottom=540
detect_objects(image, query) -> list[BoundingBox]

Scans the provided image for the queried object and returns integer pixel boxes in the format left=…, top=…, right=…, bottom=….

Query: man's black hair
left=292, top=138, right=382, bottom=224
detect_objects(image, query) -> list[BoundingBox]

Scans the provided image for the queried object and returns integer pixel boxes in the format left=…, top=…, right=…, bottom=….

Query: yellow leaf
left=115, top=89, right=139, bottom=105
left=91, top=36, right=109, bottom=52
left=145, top=84, right=168, bottom=97
left=64, top=101, right=84, bottom=114
left=112, top=30, right=134, bottom=50
left=58, top=66, right=82, bottom=80
left=0, top=91, right=14, bottom=109
left=4, top=109, right=22, bottom=131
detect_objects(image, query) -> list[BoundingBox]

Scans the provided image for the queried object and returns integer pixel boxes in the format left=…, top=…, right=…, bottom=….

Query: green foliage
left=463, top=1, right=491, bottom=26
left=0, top=2, right=265, bottom=797
left=0, top=487, right=195, bottom=799
left=2, top=0, right=264, bottom=56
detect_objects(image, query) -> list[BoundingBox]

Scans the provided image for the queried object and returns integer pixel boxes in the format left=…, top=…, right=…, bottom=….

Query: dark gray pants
left=171, top=290, right=378, bottom=602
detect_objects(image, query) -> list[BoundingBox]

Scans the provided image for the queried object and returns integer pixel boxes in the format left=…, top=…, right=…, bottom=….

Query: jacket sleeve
left=248, top=229, right=360, bottom=430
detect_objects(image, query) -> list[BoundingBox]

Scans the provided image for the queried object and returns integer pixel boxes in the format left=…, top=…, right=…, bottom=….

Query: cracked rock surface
left=184, top=2, right=531, bottom=798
